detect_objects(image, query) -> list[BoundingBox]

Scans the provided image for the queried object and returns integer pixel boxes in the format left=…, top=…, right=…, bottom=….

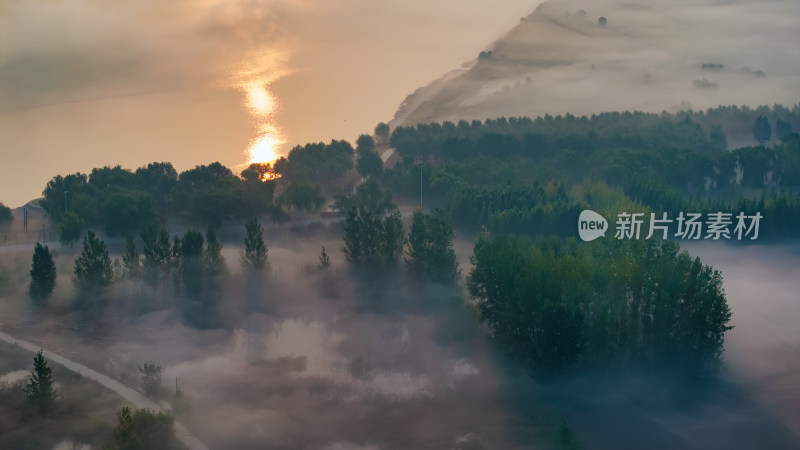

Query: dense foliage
left=29, top=242, right=56, bottom=304
left=405, top=209, right=459, bottom=284
left=468, top=234, right=732, bottom=374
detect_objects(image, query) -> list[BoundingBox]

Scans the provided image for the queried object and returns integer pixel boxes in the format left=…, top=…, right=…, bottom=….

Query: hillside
left=390, top=0, right=800, bottom=146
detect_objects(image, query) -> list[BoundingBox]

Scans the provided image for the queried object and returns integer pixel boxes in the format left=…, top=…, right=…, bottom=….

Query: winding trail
left=0, top=330, right=210, bottom=450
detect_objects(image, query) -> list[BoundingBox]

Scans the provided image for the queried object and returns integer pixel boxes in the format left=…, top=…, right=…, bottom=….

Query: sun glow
left=243, top=82, right=285, bottom=168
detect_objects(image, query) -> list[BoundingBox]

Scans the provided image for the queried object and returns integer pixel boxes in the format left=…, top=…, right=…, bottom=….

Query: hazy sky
left=0, top=0, right=541, bottom=207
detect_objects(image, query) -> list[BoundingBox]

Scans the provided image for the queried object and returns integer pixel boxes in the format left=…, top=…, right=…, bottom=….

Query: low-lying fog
left=0, top=230, right=798, bottom=449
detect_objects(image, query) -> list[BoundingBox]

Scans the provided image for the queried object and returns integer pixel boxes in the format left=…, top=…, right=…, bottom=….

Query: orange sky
left=0, top=0, right=542, bottom=208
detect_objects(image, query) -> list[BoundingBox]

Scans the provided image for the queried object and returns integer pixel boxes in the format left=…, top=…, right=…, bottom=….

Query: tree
left=0, top=202, right=12, bottom=228
left=278, top=181, right=325, bottom=212
left=406, top=209, right=459, bottom=284
left=375, top=122, right=390, bottom=143
left=356, top=134, right=375, bottom=153
left=342, top=206, right=404, bottom=266
left=598, top=16, right=607, bottom=26
left=177, top=230, right=204, bottom=299
left=101, top=190, right=155, bottom=236
left=111, top=406, right=176, bottom=450
left=141, top=226, right=172, bottom=287
left=122, top=235, right=141, bottom=279
left=467, top=235, right=732, bottom=374
left=25, top=350, right=57, bottom=413
left=357, top=148, right=384, bottom=179
left=29, top=242, right=56, bottom=304
left=319, top=246, right=331, bottom=269
left=73, top=231, right=113, bottom=298
left=204, top=227, right=226, bottom=276
left=58, top=211, right=84, bottom=246
left=753, top=115, right=771, bottom=145
left=775, top=119, right=792, bottom=141
left=242, top=219, right=268, bottom=270
left=139, top=361, right=162, bottom=396
left=334, top=178, right=395, bottom=214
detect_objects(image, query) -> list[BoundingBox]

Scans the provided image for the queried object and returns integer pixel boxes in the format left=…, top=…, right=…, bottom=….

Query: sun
left=242, top=82, right=285, bottom=166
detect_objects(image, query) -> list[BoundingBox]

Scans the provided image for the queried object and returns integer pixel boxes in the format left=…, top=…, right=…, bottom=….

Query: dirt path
left=0, top=330, right=210, bottom=450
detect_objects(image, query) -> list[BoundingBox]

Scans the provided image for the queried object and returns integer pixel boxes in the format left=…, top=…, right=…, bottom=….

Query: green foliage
left=42, top=172, right=88, bottom=223
left=109, top=406, right=176, bottom=450
left=101, top=190, right=155, bottom=236
left=753, top=115, right=771, bottom=145
left=273, top=140, right=354, bottom=185
left=173, top=162, right=243, bottom=227
left=73, top=231, right=113, bottom=297
left=0, top=202, right=12, bottom=227
left=122, top=235, right=141, bottom=279
left=598, top=16, right=607, bottom=26
left=357, top=148, right=384, bottom=179
left=406, top=209, right=459, bottom=284
left=334, top=178, right=395, bottom=214
left=278, top=180, right=325, bottom=212
left=29, top=242, right=56, bottom=304
left=467, top=235, right=732, bottom=374
left=58, top=211, right=85, bottom=246
left=25, top=350, right=56, bottom=414
left=356, top=134, right=375, bottom=153
left=342, top=207, right=405, bottom=266
left=138, top=361, right=162, bottom=396
left=242, top=219, right=268, bottom=270
left=375, top=122, right=390, bottom=141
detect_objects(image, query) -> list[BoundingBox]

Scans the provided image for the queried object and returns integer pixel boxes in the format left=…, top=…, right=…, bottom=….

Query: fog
left=1, top=228, right=798, bottom=448
left=391, top=0, right=800, bottom=132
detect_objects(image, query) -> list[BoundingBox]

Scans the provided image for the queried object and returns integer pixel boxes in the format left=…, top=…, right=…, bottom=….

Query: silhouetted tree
left=319, top=246, right=331, bottom=269
left=138, top=361, right=162, bottom=396
left=753, top=115, right=771, bottom=145
left=29, top=243, right=56, bottom=305
left=598, top=16, right=607, bottom=26
left=25, top=350, right=56, bottom=414
left=357, top=148, right=384, bottom=179
left=204, top=227, right=225, bottom=276
left=122, top=235, right=141, bottom=279
left=0, top=202, right=12, bottom=228
left=375, top=122, right=390, bottom=142
left=242, top=219, right=268, bottom=270
left=356, top=134, right=375, bottom=153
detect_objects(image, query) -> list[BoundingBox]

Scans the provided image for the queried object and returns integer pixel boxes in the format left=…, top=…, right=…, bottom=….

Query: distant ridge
left=390, top=0, right=800, bottom=128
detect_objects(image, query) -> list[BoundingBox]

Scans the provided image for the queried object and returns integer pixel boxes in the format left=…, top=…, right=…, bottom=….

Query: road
left=0, top=330, right=210, bottom=450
